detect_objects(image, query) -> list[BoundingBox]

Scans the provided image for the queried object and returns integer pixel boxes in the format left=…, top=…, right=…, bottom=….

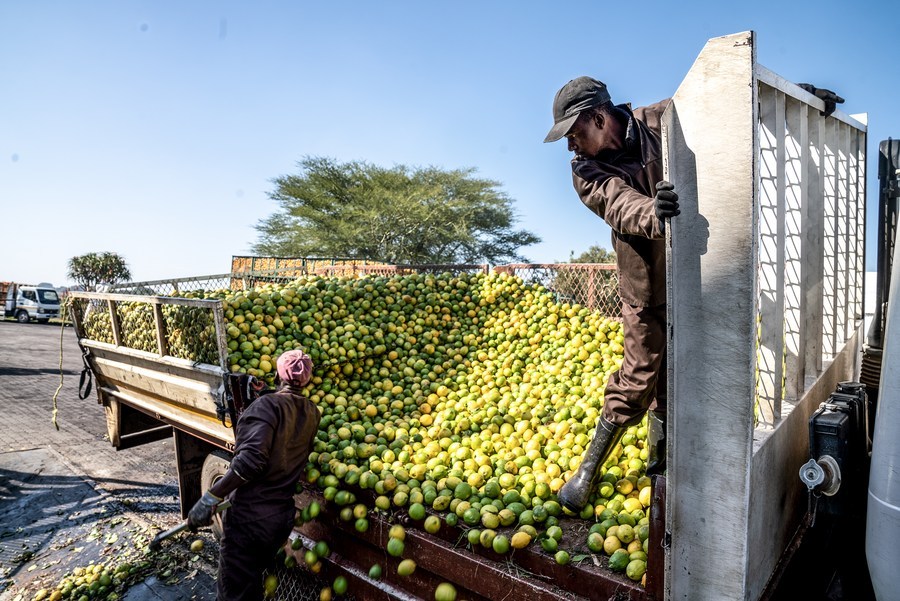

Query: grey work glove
left=654, top=181, right=680, bottom=220
left=187, top=491, right=222, bottom=531
left=797, top=84, right=845, bottom=117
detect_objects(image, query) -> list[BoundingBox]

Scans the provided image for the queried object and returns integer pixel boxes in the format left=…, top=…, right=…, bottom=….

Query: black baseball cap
left=543, top=76, right=611, bottom=143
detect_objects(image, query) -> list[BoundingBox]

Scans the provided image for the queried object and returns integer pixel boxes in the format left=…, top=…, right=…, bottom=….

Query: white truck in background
left=2, top=281, right=61, bottom=323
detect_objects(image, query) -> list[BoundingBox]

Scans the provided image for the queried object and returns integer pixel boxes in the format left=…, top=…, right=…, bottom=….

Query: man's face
left=565, top=111, right=613, bottom=158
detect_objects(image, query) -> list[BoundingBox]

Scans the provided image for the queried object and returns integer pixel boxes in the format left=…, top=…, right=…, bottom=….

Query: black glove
left=797, top=84, right=845, bottom=117
left=187, top=491, right=222, bottom=531
left=655, top=181, right=680, bottom=220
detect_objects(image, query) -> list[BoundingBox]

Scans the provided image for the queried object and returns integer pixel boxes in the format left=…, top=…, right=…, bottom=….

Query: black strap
left=78, top=352, right=93, bottom=400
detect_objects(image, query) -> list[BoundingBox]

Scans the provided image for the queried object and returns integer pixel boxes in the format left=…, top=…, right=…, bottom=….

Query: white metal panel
left=757, top=84, right=786, bottom=427
left=837, top=123, right=850, bottom=345
left=666, top=30, right=867, bottom=601
left=783, top=97, right=805, bottom=402
left=823, top=118, right=838, bottom=358
left=803, top=105, right=825, bottom=380
left=854, top=129, right=866, bottom=324
left=663, top=31, right=757, bottom=601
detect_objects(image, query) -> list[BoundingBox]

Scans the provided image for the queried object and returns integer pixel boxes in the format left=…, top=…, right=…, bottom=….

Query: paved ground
left=0, top=320, right=219, bottom=600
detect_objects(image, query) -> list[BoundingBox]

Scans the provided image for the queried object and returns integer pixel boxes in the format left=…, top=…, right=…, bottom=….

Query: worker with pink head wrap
left=188, top=349, right=321, bottom=601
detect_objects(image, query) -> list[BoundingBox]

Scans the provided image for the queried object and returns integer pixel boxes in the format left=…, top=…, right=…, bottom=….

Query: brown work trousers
left=601, top=302, right=667, bottom=427
left=217, top=506, right=294, bottom=601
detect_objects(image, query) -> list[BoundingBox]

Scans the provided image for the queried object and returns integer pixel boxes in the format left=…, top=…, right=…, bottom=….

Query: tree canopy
left=253, top=157, right=541, bottom=264
left=67, top=252, right=131, bottom=290
left=569, top=244, right=616, bottom=264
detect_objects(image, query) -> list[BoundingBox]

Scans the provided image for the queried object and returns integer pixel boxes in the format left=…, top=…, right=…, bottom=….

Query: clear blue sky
left=2, top=0, right=897, bottom=287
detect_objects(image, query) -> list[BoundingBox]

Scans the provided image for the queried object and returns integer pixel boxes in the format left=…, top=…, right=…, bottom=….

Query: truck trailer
left=67, top=31, right=897, bottom=600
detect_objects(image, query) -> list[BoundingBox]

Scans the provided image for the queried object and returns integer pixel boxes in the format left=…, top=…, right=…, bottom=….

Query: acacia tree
left=67, top=252, right=132, bottom=291
left=569, top=244, right=616, bottom=264
left=253, top=157, right=541, bottom=264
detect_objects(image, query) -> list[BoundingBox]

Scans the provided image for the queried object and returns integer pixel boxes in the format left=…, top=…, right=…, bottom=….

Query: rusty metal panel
left=294, top=488, right=653, bottom=601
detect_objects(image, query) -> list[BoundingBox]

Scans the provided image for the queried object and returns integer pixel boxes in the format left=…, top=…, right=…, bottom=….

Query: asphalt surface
left=0, top=320, right=219, bottom=600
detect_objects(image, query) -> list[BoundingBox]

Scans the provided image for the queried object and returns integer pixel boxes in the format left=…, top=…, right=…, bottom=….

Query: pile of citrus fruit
left=83, top=271, right=653, bottom=587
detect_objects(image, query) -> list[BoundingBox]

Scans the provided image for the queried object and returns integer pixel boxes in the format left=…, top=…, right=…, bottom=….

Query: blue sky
left=2, top=1, right=897, bottom=287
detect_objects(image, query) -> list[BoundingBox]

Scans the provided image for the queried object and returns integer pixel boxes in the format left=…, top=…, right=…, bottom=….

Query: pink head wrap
left=276, top=349, right=314, bottom=386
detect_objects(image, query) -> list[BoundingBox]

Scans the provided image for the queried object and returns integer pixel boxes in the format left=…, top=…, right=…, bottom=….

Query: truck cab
left=3, top=282, right=61, bottom=323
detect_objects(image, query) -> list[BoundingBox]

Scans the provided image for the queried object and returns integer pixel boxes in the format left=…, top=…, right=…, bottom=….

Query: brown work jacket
left=229, top=386, right=321, bottom=519
left=571, top=99, right=670, bottom=307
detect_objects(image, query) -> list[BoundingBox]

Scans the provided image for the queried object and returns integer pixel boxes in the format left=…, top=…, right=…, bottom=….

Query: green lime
left=454, top=482, right=472, bottom=500
left=355, top=517, right=369, bottom=533
left=466, top=529, right=482, bottom=546
left=314, top=541, right=330, bottom=559
left=408, top=502, right=426, bottom=521
left=543, top=500, right=562, bottom=517
left=587, top=532, right=604, bottom=552
left=609, top=548, right=630, bottom=572
left=368, top=564, right=382, bottom=580
left=463, top=507, right=481, bottom=526
left=333, top=575, right=348, bottom=595
left=387, top=537, right=404, bottom=557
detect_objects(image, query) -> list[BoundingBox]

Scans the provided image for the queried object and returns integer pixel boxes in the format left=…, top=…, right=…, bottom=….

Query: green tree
left=569, top=244, right=616, bottom=263
left=253, top=157, right=541, bottom=264
left=67, top=252, right=132, bottom=291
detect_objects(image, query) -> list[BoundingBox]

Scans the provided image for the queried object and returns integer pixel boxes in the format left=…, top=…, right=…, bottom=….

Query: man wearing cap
left=187, top=349, right=321, bottom=601
left=544, top=76, right=678, bottom=513
left=544, top=77, right=846, bottom=513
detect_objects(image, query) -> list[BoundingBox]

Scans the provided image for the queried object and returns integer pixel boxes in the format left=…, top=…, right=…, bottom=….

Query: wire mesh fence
left=100, top=262, right=621, bottom=319
left=493, top=263, right=621, bottom=319
left=67, top=293, right=225, bottom=365
left=75, top=261, right=621, bottom=369
left=264, top=564, right=339, bottom=601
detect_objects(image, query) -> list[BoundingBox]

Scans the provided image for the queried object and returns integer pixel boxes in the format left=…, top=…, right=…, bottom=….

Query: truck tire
left=15, top=310, right=29, bottom=323
left=201, top=450, right=232, bottom=541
